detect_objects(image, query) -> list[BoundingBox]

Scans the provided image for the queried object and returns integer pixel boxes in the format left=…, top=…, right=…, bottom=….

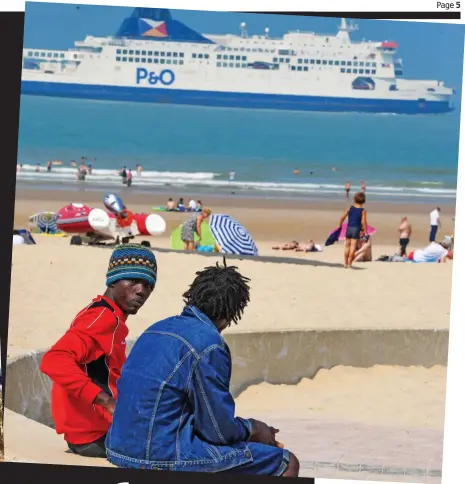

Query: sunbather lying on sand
left=272, top=240, right=319, bottom=252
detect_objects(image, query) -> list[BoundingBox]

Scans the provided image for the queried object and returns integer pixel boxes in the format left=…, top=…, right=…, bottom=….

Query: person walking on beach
left=106, top=258, right=300, bottom=477
left=344, top=180, right=351, bottom=200
left=181, top=208, right=212, bottom=251
left=40, top=244, right=157, bottom=458
left=429, top=207, right=441, bottom=242
left=398, top=216, right=412, bottom=257
left=338, top=191, right=367, bottom=268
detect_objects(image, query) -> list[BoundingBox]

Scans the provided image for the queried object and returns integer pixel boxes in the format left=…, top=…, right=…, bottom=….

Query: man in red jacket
left=40, top=244, right=157, bottom=458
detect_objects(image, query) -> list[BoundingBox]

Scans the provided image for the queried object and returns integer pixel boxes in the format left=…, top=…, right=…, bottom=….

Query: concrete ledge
left=4, top=409, right=114, bottom=467
left=5, top=329, right=448, bottom=427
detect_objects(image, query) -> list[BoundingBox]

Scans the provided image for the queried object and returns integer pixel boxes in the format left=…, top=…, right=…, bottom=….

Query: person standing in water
left=398, top=216, right=412, bottom=257
left=361, top=180, right=367, bottom=193
left=338, top=192, right=367, bottom=268
left=229, top=170, right=236, bottom=182
left=126, top=169, right=133, bottom=187
left=344, top=181, right=351, bottom=201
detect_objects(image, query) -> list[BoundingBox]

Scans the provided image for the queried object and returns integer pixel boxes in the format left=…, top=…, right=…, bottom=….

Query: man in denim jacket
left=106, top=259, right=299, bottom=477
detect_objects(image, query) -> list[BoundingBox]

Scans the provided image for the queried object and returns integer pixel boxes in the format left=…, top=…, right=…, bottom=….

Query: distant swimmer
left=293, top=168, right=300, bottom=175
left=70, top=160, right=77, bottom=167
left=35, top=163, right=41, bottom=173
left=332, top=167, right=337, bottom=172
left=47, top=161, right=52, bottom=172
left=345, top=180, right=351, bottom=200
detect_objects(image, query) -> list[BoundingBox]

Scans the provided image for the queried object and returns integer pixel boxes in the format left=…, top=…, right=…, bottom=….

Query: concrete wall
left=5, top=329, right=449, bottom=427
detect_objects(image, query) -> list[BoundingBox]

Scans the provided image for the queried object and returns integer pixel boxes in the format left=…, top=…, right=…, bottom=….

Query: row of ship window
left=116, top=49, right=186, bottom=58
left=116, top=57, right=184, bottom=65
left=341, top=68, right=376, bottom=75
left=27, top=51, right=66, bottom=59
left=290, top=66, right=377, bottom=74
left=295, top=59, right=376, bottom=67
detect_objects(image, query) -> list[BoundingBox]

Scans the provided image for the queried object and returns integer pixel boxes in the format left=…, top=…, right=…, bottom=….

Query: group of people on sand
left=271, top=189, right=453, bottom=268
left=40, top=244, right=299, bottom=477
left=166, top=197, right=203, bottom=212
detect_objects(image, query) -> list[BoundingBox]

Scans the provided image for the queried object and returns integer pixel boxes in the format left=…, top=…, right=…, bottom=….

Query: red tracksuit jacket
left=40, top=295, right=128, bottom=445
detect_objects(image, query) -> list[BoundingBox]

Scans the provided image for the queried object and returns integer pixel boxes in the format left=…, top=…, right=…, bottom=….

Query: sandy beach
left=14, top=186, right=456, bottom=247
left=5, top=188, right=454, bottom=479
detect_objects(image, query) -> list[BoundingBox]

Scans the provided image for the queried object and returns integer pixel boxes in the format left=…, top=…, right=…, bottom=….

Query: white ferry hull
left=21, top=77, right=452, bottom=115
left=21, top=8, right=454, bottom=115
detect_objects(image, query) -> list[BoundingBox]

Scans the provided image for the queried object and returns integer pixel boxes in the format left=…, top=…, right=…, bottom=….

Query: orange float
left=116, top=209, right=135, bottom=228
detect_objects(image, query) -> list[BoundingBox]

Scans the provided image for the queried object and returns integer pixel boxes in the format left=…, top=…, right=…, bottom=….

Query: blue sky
left=24, top=3, right=465, bottom=101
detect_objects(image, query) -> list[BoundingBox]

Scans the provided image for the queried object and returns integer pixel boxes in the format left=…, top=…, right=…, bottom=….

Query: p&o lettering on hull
left=136, top=68, right=175, bottom=87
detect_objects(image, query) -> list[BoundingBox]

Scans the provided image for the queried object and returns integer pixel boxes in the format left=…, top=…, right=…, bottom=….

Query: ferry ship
left=21, top=7, right=454, bottom=114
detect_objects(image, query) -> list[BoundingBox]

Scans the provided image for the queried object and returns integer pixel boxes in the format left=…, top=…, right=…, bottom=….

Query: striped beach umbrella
left=28, top=211, right=59, bottom=233
left=209, top=214, right=258, bottom=256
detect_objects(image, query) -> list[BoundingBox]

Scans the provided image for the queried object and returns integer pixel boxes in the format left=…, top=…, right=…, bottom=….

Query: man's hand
left=94, top=391, right=116, bottom=415
left=249, top=419, right=284, bottom=448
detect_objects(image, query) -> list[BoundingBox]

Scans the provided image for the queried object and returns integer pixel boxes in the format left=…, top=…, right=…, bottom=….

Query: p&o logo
left=136, top=67, right=175, bottom=86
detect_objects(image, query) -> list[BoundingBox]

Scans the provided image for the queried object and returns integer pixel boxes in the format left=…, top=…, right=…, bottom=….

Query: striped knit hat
left=106, top=244, right=157, bottom=288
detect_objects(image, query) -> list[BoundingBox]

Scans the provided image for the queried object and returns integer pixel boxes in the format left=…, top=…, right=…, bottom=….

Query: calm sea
left=16, top=95, right=460, bottom=201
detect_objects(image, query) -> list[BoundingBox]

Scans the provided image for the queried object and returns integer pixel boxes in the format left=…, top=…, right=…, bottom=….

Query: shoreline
left=14, top=185, right=456, bottom=246
left=15, top=180, right=457, bottom=207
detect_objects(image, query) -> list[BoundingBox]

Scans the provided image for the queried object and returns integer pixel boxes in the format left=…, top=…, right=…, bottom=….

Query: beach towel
left=325, top=227, right=342, bottom=246
left=14, top=228, right=36, bottom=245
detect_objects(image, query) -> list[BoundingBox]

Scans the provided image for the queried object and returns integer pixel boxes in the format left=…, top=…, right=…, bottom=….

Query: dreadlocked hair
left=182, top=256, right=251, bottom=326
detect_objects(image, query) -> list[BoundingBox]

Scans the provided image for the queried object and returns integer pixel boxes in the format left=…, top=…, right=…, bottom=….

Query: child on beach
left=338, top=192, right=368, bottom=268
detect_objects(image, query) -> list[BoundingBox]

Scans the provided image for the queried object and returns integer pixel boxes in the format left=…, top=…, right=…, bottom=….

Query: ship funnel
left=114, top=7, right=213, bottom=43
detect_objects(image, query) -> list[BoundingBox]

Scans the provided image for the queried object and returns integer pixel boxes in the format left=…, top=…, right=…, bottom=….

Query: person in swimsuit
left=398, top=216, right=412, bottom=257
left=338, top=192, right=367, bottom=268
left=181, top=208, right=212, bottom=251
left=344, top=181, right=351, bottom=200
left=272, top=240, right=318, bottom=252
left=353, top=232, right=372, bottom=263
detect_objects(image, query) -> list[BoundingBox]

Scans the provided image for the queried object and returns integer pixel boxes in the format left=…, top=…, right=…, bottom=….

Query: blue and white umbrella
left=28, top=211, right=59, bottom=233
left=210, top=214, right=258, bottom=256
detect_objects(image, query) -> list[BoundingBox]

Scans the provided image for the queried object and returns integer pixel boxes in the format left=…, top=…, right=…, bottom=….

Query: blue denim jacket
left=106, top=305, right=254, bottom=472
